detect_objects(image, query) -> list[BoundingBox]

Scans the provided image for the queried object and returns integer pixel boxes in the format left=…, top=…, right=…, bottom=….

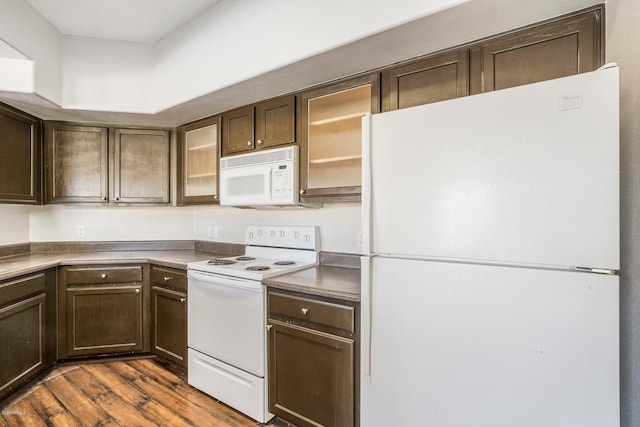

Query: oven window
left=227, top=174, right=265, bottom=196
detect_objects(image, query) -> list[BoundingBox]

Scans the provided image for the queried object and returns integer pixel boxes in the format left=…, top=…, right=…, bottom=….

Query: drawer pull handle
left=180, top=297, right=186, bottom=303
left=135, top=289, right=140, bottom=294
left=301, top=308, right=309, bottom=316
left=163, top=276, right=172, bottom=281
left=101, top=273, right=107, bottom=279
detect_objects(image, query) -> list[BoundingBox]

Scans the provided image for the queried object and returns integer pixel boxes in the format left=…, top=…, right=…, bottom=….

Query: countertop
left=0, top=249, right=361, bottom=302
left=0, top=250, right=223, bottom=281
left=263, top=265, right=361, bottom=302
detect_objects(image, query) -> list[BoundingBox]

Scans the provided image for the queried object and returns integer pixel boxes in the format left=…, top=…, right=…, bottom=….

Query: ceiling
left=26, top=0, right=221, bottom=43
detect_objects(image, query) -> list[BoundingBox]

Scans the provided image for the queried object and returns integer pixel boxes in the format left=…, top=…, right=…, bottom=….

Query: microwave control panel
left=271, top=163, right=295, bottom=201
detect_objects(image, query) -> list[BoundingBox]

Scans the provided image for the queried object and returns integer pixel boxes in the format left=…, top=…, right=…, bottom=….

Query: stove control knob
left=280, top=231, right=285, bottom=238
left=270, top=230, right=276, bottom=237
left=249, top=232, right=254, bottom=239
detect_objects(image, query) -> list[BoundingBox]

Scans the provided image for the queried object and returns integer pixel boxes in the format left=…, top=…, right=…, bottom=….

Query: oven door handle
left=188, top=270, right=262, bottom=292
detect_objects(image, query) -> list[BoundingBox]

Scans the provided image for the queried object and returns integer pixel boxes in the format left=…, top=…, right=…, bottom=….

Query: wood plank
left=0, top=358, right=286, bottom=427
left=44, top=371, right=111, bottom=426
left=85, top=363, right=149, bottom=406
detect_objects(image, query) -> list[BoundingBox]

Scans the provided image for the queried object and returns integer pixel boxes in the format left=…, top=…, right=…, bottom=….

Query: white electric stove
left=187, top=225, right=319, bottom=423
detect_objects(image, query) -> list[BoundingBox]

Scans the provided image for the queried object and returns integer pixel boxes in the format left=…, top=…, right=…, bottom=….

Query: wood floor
left=0, top=358, right=294, bottom=427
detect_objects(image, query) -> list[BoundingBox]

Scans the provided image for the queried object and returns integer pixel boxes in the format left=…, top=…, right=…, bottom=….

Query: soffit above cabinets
left=26, top=0, right=221, bottom=43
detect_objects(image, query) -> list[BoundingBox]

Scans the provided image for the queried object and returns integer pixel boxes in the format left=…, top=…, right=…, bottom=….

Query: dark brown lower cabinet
left=0, top=271, right=56, bottom=401
left=59, top=265, right=149, bottom=359
left=268, top=291, right=357, bottom=427
left=151, top=285, right=187, bottom=368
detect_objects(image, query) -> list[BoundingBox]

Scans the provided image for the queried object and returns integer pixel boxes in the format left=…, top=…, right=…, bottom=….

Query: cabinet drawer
left=269, top=293, right=354, bottom=334
left=151, top=266, right=186, bottom=292
left=65, top=266, right=143, bottom=285
left=0, top=273, right=46, bottom=307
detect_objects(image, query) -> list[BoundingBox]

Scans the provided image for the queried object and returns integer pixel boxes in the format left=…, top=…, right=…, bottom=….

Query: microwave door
left=220, top=164, right=272, bottom=206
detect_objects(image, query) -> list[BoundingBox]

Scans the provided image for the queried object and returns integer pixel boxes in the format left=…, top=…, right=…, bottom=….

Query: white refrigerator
left=360, top=66, right=620, bottom=427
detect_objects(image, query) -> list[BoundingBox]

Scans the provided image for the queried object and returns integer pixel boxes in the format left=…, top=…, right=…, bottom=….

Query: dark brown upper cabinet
left=113, top=128, right=170, bottom=204
left=0, top=102, right=42, bottom=205
left=45, top=123, right=109, bottom=204
left=382, top=49, right=469, bottom=112
left=221, top=95, right=296, bottom=157
left=471, top=8, right=603, bottom=94
left=298, top=73, right=380, bottom=202
left=177, top=115, right=220, bottom=205
left=45, top=123, right=170, bottom=205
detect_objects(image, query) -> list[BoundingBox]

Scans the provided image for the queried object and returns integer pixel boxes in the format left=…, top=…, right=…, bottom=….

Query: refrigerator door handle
left=361, top=255, right=373, bottom=377
left=361, top=114, right=372, bottom=255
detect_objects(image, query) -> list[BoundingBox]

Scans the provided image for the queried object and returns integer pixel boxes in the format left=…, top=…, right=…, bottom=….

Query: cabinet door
left=0, top=103, right=41, bottom=205
left=269, top=320, right=354, bottom=427
left=65, top=285, right=144, bottom=356
left=113, top=128, right=170, bottom=204
left=382, top=49, right=469, bottom=111
left=45, top=123, right=108, bottom=204
left=222, top=106, right=255, bottom=156
left=299, top=73, right=380, bottom=202
left=472, top=9, right=602, bottom=93
left=151, top=286, right=187, bottom=368
left=177, top=115, right=220, bottom=205
left=255, top=95, right=296, bottom=149
left=0, top=294, right=46, bottom=400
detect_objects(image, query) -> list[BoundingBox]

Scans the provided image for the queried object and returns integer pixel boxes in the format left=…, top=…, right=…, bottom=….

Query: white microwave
left=219, top=146, right=319, bottom=209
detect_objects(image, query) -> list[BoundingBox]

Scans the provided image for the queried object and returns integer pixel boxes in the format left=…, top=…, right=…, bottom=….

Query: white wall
left=607, top=1, right=640, bottom=425
left=193, top=203, right=362, bottom=253
left=0, top=205, right=30, bottom=245
left=25, top=203, right=361, bottom=253
left=151, top=0, right=469, bottom=110
left=0, top=0, right=61, bottom=104
left=28, top=205, right=195, bottom=242
left=61, top=36, right=154, bottom=112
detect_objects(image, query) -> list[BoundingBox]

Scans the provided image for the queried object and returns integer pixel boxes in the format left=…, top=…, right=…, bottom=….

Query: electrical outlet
left=207, top=225, right=213, bottom=237
left=212, top=226, right=219, bottom=239
left=77, top=225, right=85, bottom=238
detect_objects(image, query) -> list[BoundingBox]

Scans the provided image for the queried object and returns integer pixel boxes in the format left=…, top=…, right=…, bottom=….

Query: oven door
left=187, top=270, right=265, bottom=377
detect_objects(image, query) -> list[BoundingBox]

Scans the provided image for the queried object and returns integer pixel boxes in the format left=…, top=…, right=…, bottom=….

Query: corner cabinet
left=0, top=102, right=42, bottom=205
left=267, top=291, right=358, bottom=427
left=58, top=264, right=149, bottom=358
left=177, top=115, right=220, bottom=205
left=298, top=73, right=379, bottom=202
left=150, top=265, right=187, bottom=368
left=221, top=95, right=296, bottom=157
left=0, top=270, right=56, bottom=401
left=44, top=122, right=170, bottom=205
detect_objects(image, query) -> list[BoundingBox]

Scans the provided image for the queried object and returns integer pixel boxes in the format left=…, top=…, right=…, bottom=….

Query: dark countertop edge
left=264, top=280, right=361, bottom=303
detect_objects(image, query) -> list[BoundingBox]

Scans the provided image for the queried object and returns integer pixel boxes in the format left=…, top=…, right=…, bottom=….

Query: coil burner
left=246, top=265, right=270, bottom=271
left=207, top=259, right=237, bottom=266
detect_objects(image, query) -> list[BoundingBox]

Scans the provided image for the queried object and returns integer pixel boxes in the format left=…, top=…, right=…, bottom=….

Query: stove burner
left=236, top=256, right=256, bottom=261
left=274, top=260, right=296, bottom=266
left=246, top=265, right=271, bottom=271
left=207, top=259, right=237, bottom=266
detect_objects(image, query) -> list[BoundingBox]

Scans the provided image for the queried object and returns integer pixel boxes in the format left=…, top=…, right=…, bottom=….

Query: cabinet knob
left=180, top=297, right=186, bottom=303
left=247, top=141, right=252, bottom=146
left=299, top=189, right=306, bottom=195
left=301, top=308, right=309, bottom=316
left=101, top=273, right=107, bottom=279
left=266, top=324, right=272, bottom=331
left=102, top=197, right=107, bottom=201
left=214, top=195, right=219, bottom=200
left=135, top=289, right=140, bottom=294
left=114, top=197, right=120, bottom=202
left=257, top=139, right=264, bottom=145
left=163, top=276, right=172, bottom=282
